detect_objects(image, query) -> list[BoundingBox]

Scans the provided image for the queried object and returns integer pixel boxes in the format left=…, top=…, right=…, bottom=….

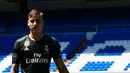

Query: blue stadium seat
left=66, top=54, right=80, bottom=67
left=0, top=56, right=6, bottom=62
left=95, top=46, right=126, bottom=56
left=124, top=63, right=130, bottom=71
left=0, top=21, right=7, bottom=32
left=3, top=66, right=21, bottom=72
left=80, top=61, right=114, bottom=71
left=8, top=23, right=29, bottom=34
left=0, top=34, right=24, bottom=55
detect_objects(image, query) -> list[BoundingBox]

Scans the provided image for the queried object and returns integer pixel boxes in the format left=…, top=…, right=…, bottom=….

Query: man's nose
left=33, top=21, right=37, bottom=25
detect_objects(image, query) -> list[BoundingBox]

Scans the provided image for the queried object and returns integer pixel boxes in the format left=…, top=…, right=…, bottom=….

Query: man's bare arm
left=54, top=58, right=69, bottom=73
left=10, top=64, right=19, bottom=73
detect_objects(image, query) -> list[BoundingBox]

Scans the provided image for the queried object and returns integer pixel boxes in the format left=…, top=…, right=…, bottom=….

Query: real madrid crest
left=24, top=40, right=30, bottom=51
left=44, top=45, right=49, bottom=54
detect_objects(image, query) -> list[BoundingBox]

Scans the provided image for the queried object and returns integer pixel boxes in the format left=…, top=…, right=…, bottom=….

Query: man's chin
left=32, top=30, right=40, bottom=32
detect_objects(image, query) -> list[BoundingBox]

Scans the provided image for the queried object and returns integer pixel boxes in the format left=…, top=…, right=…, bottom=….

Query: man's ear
left=27, top=23, right=29, bottom=26
left=27, top=20, right=30, bottom=26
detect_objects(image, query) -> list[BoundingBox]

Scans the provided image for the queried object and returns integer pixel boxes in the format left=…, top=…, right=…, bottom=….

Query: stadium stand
left=1, top=7, right=130, bottom=73
left=66, top=28, right=130, bottom=72
left=0, top=23, right=6, bottom=32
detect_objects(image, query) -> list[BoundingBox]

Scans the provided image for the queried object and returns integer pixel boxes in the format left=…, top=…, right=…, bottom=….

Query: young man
left=10, top=9, right=69, bottom=73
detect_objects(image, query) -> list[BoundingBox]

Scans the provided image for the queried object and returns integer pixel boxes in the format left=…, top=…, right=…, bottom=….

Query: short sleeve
left=12, top=40, right=21, bottom=64
left=52, top=39, right=62, bottom=59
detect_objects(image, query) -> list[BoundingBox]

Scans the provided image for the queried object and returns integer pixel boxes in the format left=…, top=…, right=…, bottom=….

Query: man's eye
left=30, top=20, right=35, bottom=23
left=30, top=20, right=41, bottom=23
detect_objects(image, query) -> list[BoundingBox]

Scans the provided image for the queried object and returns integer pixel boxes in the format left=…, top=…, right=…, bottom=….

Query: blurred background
left=0, top=0, right=130, bottom=73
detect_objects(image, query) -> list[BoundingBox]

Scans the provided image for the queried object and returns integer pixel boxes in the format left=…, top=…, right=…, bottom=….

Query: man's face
left=28, top=15, right=43, bottom=32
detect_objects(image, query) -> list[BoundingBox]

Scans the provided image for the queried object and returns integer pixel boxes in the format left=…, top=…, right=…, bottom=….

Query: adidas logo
left=24, top=47, right=29, bottom=51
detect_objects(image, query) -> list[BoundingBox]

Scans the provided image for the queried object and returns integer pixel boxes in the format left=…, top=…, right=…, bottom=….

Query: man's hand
left=54, top=58, right=69, bottom=73
left=10, top=64, right=19, bottom=73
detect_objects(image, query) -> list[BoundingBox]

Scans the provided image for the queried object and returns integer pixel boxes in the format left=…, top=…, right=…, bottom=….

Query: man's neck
left=29, top=32, right=43, bottom=41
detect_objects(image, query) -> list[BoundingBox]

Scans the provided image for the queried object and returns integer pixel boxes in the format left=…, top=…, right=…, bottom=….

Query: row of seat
left=80, top=61, right=114, bottom=71
left=67, top=29, right=130, bottom=72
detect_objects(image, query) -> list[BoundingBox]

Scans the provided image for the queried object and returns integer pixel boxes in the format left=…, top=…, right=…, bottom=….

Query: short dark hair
left=28, top=9, right=43, bottom=18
